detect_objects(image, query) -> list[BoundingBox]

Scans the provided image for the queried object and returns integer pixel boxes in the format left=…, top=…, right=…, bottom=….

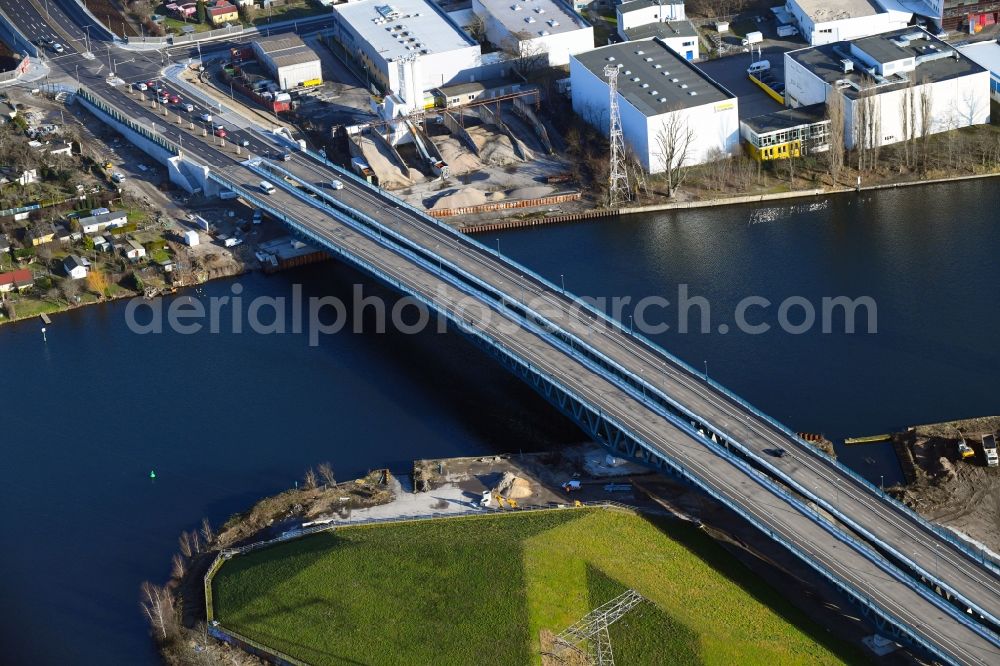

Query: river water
left=2, top=180, right=998, bottom=664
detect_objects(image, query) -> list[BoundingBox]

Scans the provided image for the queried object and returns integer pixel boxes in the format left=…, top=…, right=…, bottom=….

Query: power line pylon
left=604, top=64, right=631, bottom=208
left=552, top=589, right=646, bottom=666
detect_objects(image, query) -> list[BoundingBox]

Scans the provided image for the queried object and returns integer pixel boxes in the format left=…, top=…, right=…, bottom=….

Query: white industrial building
left=784, top=0, right=912, bottom=46
left=331, top=0, right=485, bottom=104
left=570, top=38, right=739, bottom=173
left=959, top=39, right=1000, bottom=102
left=619, top=20, right=699, bottom=61
left=471, top=0, right=594, bottom=67
left=616, top=0, right=685, bottom=34
left=252, top=34, right=323, bottom=90
left=784, top=28, right=990, bottom=149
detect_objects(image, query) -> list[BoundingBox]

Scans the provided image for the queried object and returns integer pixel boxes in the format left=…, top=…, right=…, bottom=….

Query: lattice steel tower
left=604, top=64, right=631, bottom=207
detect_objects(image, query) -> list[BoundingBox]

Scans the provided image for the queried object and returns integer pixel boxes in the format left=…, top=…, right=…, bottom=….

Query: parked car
left=111, top=172, right=125, bottom=184
left=199, top=112, right=213, bottom=123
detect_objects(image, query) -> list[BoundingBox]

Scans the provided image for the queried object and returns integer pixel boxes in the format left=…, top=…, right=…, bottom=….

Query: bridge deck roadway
left=212, top=161, right=999, bottom=665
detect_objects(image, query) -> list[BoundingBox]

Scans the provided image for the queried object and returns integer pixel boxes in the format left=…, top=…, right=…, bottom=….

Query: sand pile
left=360, top=136, right=411, bottom=190
left=429, top=187, right=491, bottom=210
left=508, top=185, right=553, bottom=200
left=468, top=126, right=520, bottom=166
left=434, top=136, right=480, bottom=175
left=494, top=472, right=533, bottom=499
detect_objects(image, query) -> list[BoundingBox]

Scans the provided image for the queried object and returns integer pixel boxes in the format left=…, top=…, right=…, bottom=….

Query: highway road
left=4, top=2, right=1000, bottom=661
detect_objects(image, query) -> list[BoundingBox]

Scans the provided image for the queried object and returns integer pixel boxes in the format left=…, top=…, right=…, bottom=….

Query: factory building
left=616, top=0, right=685, bottom=34
left=959, top=39, right=1000, bottom=102
left=570, top=38, right=739, bottom=174
left=784, top=0, right=912, bottom=46
left=331, top=0, right=485, bottom=104
left=251, top=34, right=323, bottom=90
left=471, top=0, right=594, bottom=67
left=620, top=19, right=699, bottom=61
left=784, top=28, right=990, bottom=150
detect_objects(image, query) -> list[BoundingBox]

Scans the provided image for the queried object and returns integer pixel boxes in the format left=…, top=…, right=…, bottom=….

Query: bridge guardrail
left=295, top=146, right=1000, bottom=578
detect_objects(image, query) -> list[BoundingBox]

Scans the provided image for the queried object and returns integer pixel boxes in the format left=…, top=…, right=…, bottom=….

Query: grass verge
left=212, top=508, right=864, bottom=665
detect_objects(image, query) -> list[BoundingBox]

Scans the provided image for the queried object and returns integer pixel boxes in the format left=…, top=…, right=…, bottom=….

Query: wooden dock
left=843, top=433, right=891, bottom=445
left=39, top=313, right=51, bottom=324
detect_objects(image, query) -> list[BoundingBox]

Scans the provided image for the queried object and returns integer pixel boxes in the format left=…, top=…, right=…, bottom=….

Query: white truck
left=983, top=434, right=998, bottom=467
left=742, top=31, right=763, bottom=46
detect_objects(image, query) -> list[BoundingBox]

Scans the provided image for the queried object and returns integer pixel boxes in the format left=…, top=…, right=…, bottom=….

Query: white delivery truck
left=983, top=434, right=998, bottom=467
left=742, top=31, right=763, bottom=46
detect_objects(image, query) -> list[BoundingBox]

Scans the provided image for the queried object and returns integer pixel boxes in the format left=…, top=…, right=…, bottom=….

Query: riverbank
left=888, top=415, right=1000, bottom=555
left=156, top=442, right=910, bottom=664
left=458, top=169, right=1000, bottom=233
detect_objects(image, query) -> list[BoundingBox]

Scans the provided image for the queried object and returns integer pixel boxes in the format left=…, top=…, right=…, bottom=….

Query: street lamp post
left=704, top=360, right=709, bottom=381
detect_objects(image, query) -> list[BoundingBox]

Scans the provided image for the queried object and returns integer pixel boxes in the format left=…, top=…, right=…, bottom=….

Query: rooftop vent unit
left=632, top=76, right=641, bottom=82
left=539, top=30, right=549, bottom=35
left=512, top=3, right=522, bottom=9
left=654, top=63, right=662, bottom=68
left=641, top=83, right=649, bottom=88
left=670, top=77, right=679, bottom=82
left=680, top=83, right=688, bottom=89
left=840, top=58, right=853, bottom=73
left=635, top=50, right=644, bottom=55
left=549, top=19, right=559, bottom=26
left=535, top=7, right=545, bottom=12
left=526, top=16, right=535, bottom=22
left=651, top=90, right=658, bottom=95
left=659, top=97, right=667, bottom=103
left=689, top=90, right=697, bottom=95
left=644, top=57, right=653, bottom=62
left=606, top=56, right=616, bottom=61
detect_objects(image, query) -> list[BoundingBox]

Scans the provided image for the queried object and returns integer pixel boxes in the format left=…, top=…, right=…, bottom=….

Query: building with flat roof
left=252, top=34, right=323, bottom=90
left=471, top=0, right=593, bottom=67
left=784, top=28, right=990, bottom=149
left=331, top=0, right=485, bottom=102
left=785, top=0, right=911, bottom=45
left=621, top=19, right=699, bottom=61
left=740, top=103, right=830, bottom=160
left=616, top=0, right=685, bottom=35
left=570, top=38, right=739, bottom=173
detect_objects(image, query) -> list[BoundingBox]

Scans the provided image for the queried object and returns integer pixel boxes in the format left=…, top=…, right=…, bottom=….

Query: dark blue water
left=2, top=180, right=999, bottom=664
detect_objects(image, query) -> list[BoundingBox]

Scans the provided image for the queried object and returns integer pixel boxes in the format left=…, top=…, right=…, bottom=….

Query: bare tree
left=317, top=462, right=336, bottom=487
left=303, top=467, right=318, bottom=490
left=200, top=517, right=215, bottom=546
left=171, top=553, right=186, bottom=580
left=140, top=582, right=177, bottom=642
left=854, top=82, right=881, bottom=173
left=178, top=531, right=193, bottom=558
left=503, top=32, right=548, bottom=79
left=466, top=13, right=487, bottom=43
left=918, top=82, right=933, bottom=174
left=826, top=89, right=845, bottom=185
left=59, top=277, right=80, bottom=303
left=654, top=112, right=695, bottom=197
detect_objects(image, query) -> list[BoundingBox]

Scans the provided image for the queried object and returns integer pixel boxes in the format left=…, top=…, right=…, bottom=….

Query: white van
left=259, top=180, right=275, bottom=195
left=747, top=60, right=771, bottom=75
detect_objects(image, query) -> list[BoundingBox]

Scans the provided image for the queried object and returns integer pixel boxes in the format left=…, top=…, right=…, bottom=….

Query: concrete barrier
left=430, top=192, right=581, bottom=219
left=442, top=110, right=479, bottom=157
left=513, top=97, right=553, bottom=155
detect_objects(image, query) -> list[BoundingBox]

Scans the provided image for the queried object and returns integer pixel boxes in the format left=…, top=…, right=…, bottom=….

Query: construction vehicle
left=982, top=434, right=998, bottom=467
left=957, top=436, right=975, bottom=460
left=562, top=479, right=582, bottom=493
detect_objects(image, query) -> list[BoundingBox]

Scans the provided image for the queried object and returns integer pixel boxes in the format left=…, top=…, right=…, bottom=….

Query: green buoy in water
left=150, top=470, right=157, bottom=480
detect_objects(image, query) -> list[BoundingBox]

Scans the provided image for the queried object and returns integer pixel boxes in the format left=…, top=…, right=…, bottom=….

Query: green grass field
left=212, top=509, right=864, bottom=665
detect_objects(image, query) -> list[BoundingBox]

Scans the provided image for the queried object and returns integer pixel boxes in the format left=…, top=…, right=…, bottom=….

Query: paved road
left=4, top=3, right=1000, bottom=662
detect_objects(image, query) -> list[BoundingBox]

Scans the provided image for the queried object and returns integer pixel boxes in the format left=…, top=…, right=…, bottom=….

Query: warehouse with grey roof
left=570, top=38, right=739, bottom=173
left=252, top=34, right=323, bottom=90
